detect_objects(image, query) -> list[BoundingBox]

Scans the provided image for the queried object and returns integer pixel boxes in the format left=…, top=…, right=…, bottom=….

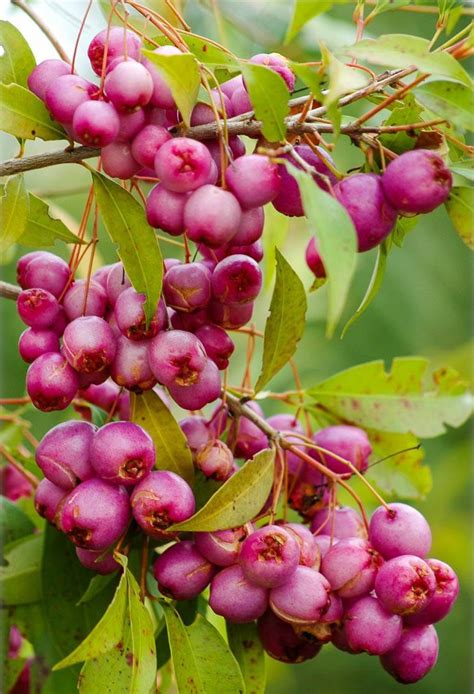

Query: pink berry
left=72, top=100, right=120, bottom=146
left=111, top=335, right=157, bottom=392
left=27, top=353, right=79, bottom=412
left=281, top=522, right=320, bottom=568
left=35, top=420, right=96, bottom=490
left=101, top=142, right=140, bottom=179
left=211, top=254, right=262, bottom=305
left=305, top=237, right=326, bottom=277
left=270, top=566, right=331, bottom=624
left=250, top=52, right=295, bottom=91
left=45, top=74, right=94, bottom=123
left=405, top=558, right=459, bottom=626
left=117, top=108, right=146, bottom=142
left=179, top=415, right=211, bottom=452
left=88, top=27, right=141, bottom=76
left=34, top=478, right=67, bottom=524
left=106, top=263, right=132, bottom=306
left=90, top=421, right=155, bottom=485
left=321, top=537, right=383, bottom=598
left=239, top=525, right=300, bottom=588
left=257, top=610, right=322, bottom=663
left=209, top=564, right=269, bottom=623
left=312, top=425, right=372, bottom=477
left=184, top=185, right=242, bottom=247
left=345, top=595, right=403, bottom=655
left=380, top=625, right=439, bottom=684
left=369, top=503, right=432, bottom=560
left=195, top=439, right=233, bottom=480
left=114, top=288, right=166, bottom=341
left=17, top=251, right=70, bottom=298
left=62, top=279, right=108, bottom=321
left=374, top=555, right=436, bottom=616
left=195, top=324, right=234, bottom=370
left=76, top=548, right=120, bottom=574
left=17, top=288, right=59, bottom=328
left=154, top=137, right=213, bottom=193
left=131, top=470, right=195, bottom=538
left=209, top=299, right=254, bottom=329
left=194, top=526, right=246, bottom=567
left=146, top=184, right=188, bottom=235
left=311, top=505, right=367, bottom=539
left=167, top=358, right=221, bottom=410
left=231, top=206, right=264, bottom=246
left=148, top=330, right=207, bottom=386
left=131, top=124, right=171, bottom=169
left=225, top=155, right=281, bottom=209
left=153, top=541, right=215, bottom=600
left=62, top=316, right=116, bottom=374
left=27, top=59, right=70, bottom=100
left=163, top=262, right=212, bottom=312
left=105, top=60, right=153, bottom=111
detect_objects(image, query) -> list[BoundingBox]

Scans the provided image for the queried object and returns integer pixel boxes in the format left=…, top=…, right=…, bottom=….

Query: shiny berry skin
left=88, top=27, right=141, bottom=76
left=62, top=279, right=108, bottom=321
left=209, top=300, right=254, bottom=330
left=62, top=316, right=116, bottom=374
left=154, top=137, right=213, bottom=193
left=305, top=237, right=326, bottom=277
left=153, top=541, right=215, bottom=600
left=404, top=559, right=459, bottom=626
left=26, top=353, right=79, bottom=412
left=163, top=262, right=212, bottom=312
left=116, top=108, right=146, bottom=142
left=36, top=420, right=96, bottom=490
left=313, top=534, right=337, bottom=560
left=195, top=440, right=233, bottom=480
left=369, top=503, right=432, bottom=560
left=90, top=421, right=155, bottom=486
left=211, top=255, right=262, bottom=305
left=17, top=251, right=70, bottom=298
left=101, top=142, right=140, bottom=179
left=194, top=527, right=246, bottom=567
left=131, top=470, right=195, bottom=538
left=144, top=45, right=181, bottom=109
left=269, top=566, right=331, bottom=624
left=375, top=555, right=436, bottom=616
left=34, top=478, right=67, bottom=524
left=257, top=610, right=322, bottom=664
left=179, top=415, right=211, bottom=452
left=195, top=324, right=234, bottom=370
left=131, top=124, right=171, bottom=169
left=45, top=74, right=94, bottom=123
left=230, top=401, right=269, bottom=459
left=76, top=548, right=120, bottom=574
left=312, top=425, right=372, bottom=477
left=104, top=60, right=153, bottom=111
left=311, top=505, right=367, bottom=539
left=382, top=149, right=452, bottom=215
left=209, top=564, right=269, bottom=623
left=78, top=379, right=122, bottom=414
left=334, top=173, right=397, bottom=252
left=345, top=596, right=403, bottom=655
left=106, top=263, right=132, bottom=307
left=380, top=625, right=439, bottom=684
left=230, top=85, right=252, bottom=116
left=17, top=288, right=59, bottom=328
left=225, top=155, right=281, bottom=209
left=231, top=206, right=265, bottom=246
left=27, top=59, right=71, bottom=100
left=250, top=52, right=295, bottom=91
left=60, top=478, right=131, bottom=550
left=18, top=328, right=59, bottom=364
left=111, top=335, right=157, bottom=392
left=321, top=537, right=383, bottom=598
left=190, top=91, right=233, bottom=126
left=147, top=330, right=207, bottom=386
left=167, top=358, right=221, bottom=410
left=184, top=185, right=242, bottom=247
left=239, top=525, right=300, bottom=588
left=72, top=100, right=120, bottom=146
left=146, top=184, right=188, bottom=235
left=114, top=288, right=167, bottom=341
left=281, top=522, right=320, bottom=568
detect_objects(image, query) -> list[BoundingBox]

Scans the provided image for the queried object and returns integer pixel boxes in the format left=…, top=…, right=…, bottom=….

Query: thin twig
left=10, top=0, right=71, bottom=63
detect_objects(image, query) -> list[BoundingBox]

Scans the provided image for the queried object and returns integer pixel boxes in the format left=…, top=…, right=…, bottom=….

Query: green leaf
left=285, top=0, right=333, bottom=43
left=262, top=204, right=289, bottom=291
left=54, top=565, right=128, bottom=669
left=289, top=164, right=357, bottom=337
left=163, top=606, right=245, bottom=694
left=445, top=187, right=474, bottom=249
left=343, top=35, right=472, bottom=87
left=0, top=534, right=42, bottom=605
left=289, top=62, right=324, bottom=99
left=255, top=249, right=307, bottom=393
left=170, top=448, right=275, bottom=532
left=92, top=171, right=163, bottom=323
left=450, top=159, right=474, bottom=183
left=239, top=62, right=289, bottom=142
left=179, top=35, right=239, bottom=81
left=379, top=94, right=422, bottom=153
left=415, top=80, right=473, bottom=132
left=0, top=21, right=36, bottom=86
left=18, top=193, right=84, bottom=248
left=321, top=45, right=370, bottom=134
left=0, top=174, right=28, bottom=252
left=0, top=497, right=35, bottom=549
left=227, top=622, right=266, bottom=694
left=367, top=0, right=412, bottom=17
left=308, top=357, right=474, bottom=437
left=0, top=83, right=66, bottom=140
left=142, top=50, right=200, bottom=127
left=365, top=430, right=432, bottom=500
left=391, top=215, right=419, bottom=248
left=126, top=571, right=157, bottom=694
left=342, top=240, right=388, bottom=336
left=77, top=573, right=118, bottom=605
left=131, top=389, right=194, bottom=485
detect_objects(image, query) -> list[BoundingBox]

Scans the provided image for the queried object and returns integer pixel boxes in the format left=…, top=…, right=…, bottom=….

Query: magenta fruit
left=167, top=358, right=221, bottom=410
left=312, top=425, right=372, bottom=477
left=179, top=415, right=211, bottom=453
left=116, top=108, right=146, bottom=142
left=62, top=279, right=108, bottom=321
left=209, top=564, right=269, bottom=623
left=17, top=288, right=59, bottom=329
left=131, top=124, right=171, bottom=169
left=27, top=59, right=70, bottom=100
left=146, top=184, right=188, bottom=235
left=231, top=206, right=265, bottom=246
left=194, top=526, right=246, bottom=567
left=130, top=470, right=195, bottom=538
left=345, top=595, right=403, bottom=655
left=195, top=324, right=235, bottom=370
left=90, top=421, right=155, bottom=486
left=225, top=154, right=281, bottom=209
left=404, top=558, right=459, bottom=626
left=195, top=440, right=233, bottom=481
left=0, top=465, right=33, bottom=501
left=270, top=566, right=331, bottom=624
left=380, top=624, right=439, bottom=684
left=36, top=420, right=96, bottom=490
left=72, top=100, right=120, bottom=146
left=382, top=149, right=452, bottom=215
left=239, top=525, right=300, bottom=588
left=111, top=335, right=156, bottom=392
left=27, top=352, right=79, bottom=412
left=369, top=502, right=432, bottom=560
left=76, top=548, right=120, bottom=574
left=163, top=262, right=212, bottom=312
left=305, top=237, right=326, bottom=278
left=60, top=478, right=131, bottom=549
left=106, top=263, right=132, bottom=306
left=104, top=60, right=153, bottom=111
left=374, top=555, right=436, bottom=615
left=211, top=255, right=262, bottom=305
left=154, top=137, right=213, bottom=193
left=101, top=142, right=140, bottom=179
left=62, top=316, right=116, bottom=374
left=311, top=505, right=367, bottom=539
left=153, top=541, right=215, bottom=600
left=148, top=330, right=207, bottom=386
left=88, top=27, right=141, bottom=75
left=44, top=74, right=94, bottom=123
left=250, top=52, right=295, bottom=91
left=114, top=288, right=167, bottom=340
left=257, top=611, right=322, bottom=664
left=266, top=414, right=305, bottom=477
left=281, top=522, right=320, bottom=568
left=321, top=537, right=382, bottom=599
left=18, top=328, right=59, bottom=363
left=34, top=478, right=67, bottom=524
left=17, top=251, right=70, bottom=298
left=313, top=535, right=337, bottom=560
left=334, top=173, right=397, bottom=252
left=209, top=300, right=254, bottom=330
left=184, top=185, right=242, bottom=247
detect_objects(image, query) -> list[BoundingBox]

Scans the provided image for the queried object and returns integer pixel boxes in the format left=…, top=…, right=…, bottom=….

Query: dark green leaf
left=289, top=164, right=357, bottom=337
left=239, top=62, right=289, bottom=142
left=92, top=171, right=163, bottom=323
left=342, top=241, right=388, bottom=336
left=142, top=50, right=200, bottom=127
left=0, top=174, right=28, bottom=251
left=289, top=62, right=324, bottom=99
left=415, top=80, right=473, bottom=132
left=0, top=21, right=36, bottom=86
left=0, top=83, right=66, bottom=140
left=170, top=448, right=275, bottom=532
left=0, top=534, right=41, bottom=605
left=77, top=572, right=118, bottom=605
left=227, top=622, right=266, bottom=694
left=445, top=186, right=474, bottom=250
left=131, top=390, right=194, bottom=485
left=308, top=357, right=474, bottom=437
left=255, top=249, right=307, bottom=393
left=379, top=94, right=422, bottom=153
left=0, top=497, right=35, bottom=549
left=18, top=193, right=84, bottom=248
left=343, top=35, right=472, bottom=86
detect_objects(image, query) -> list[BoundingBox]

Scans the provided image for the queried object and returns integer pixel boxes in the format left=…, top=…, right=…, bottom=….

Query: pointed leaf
left=415, top=80, right=473, bottom=132
left=0, top=83, right=66, bottom=140
left=289, top=61, right=324, bottom=99
left=445, top=186, right=474, bottom=249
left=342, top=240, right=388, bottom=336
left=239, top=62, right=289, bottom=142
left=0, top=21, right=36, bottom=86
left=343, top=35, right=472, bottom=86
left=255, top=249, right=307, bottom=393
left=0, top=497, right=35, bottom=549
left=285, top=0, right=333, bottom=43
left=92, top=171, right=163, bottom=323
left=308, top=357, right=474, bottom=437
left=0, top=174, right=28, bottom=251
left=77, top=573, right=118, bottom=605
left=170, top=448, right=275, bottom=531
left=127, top=571, right=157, bottom=693
left=142, top=50, right=200, bottom=127
left=227, top=622, right=266, bottom=694
left=321, top=45, right=369, bottom=133
left=289, top=164, right=357, bottom=336
left=18, top=193, right=84, bottom=248
left=131, top=389, right=194, bottom=485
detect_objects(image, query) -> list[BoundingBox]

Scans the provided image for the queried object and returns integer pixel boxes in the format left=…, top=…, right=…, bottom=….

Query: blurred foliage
left=0, top=0, right=472, bottom=692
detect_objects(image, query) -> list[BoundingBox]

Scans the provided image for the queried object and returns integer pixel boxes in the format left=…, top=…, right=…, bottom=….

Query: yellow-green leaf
left=0, top=174, right=28, bottom=252
left=240, top=62, right=289, bottom=142
left=0, top=83, right=66, bottom=140
left=445, top=186, right=474, bottom=250
left=0, top=21, right=36, bottom=86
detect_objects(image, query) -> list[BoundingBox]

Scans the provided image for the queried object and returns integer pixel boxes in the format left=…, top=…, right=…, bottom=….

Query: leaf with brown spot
left=227, top=622, right=266, bottom=694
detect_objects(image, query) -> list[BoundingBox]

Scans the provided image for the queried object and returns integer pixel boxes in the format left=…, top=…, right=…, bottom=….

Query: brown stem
left=10, top=0, right=71, bottom=63
left=0, top=446, right=39, bottom=489
left=0, top=281, right=21, bottom=300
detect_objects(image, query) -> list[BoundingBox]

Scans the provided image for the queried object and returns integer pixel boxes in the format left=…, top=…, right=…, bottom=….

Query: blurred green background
left=0, top=1, right=472, bottom=692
